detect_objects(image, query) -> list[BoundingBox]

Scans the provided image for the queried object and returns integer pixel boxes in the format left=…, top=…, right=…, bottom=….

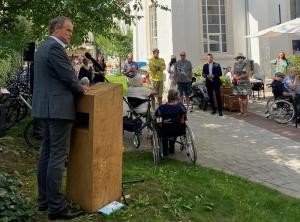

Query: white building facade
left=132, top=0, right=300, bottom=78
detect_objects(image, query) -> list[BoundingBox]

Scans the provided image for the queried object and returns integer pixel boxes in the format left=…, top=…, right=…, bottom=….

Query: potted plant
left=220, top=76, right=232, bottom=108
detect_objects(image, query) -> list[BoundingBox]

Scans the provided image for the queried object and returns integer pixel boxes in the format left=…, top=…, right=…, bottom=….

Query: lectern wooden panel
left=66, top=83, right=123, bottom=213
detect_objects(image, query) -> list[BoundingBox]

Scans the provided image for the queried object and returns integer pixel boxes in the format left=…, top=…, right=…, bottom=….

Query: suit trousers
left=207, top=86, right=222, bottom=113
left=37, top=118, right=73, bottom=214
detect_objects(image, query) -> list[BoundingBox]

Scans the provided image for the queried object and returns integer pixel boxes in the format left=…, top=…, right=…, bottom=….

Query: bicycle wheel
left=152, top=128, right=161, bottom=165
left=270, top=99, right=295, bottom=124
left=4, top=97, right=20, bottom=130
left=184, top=125, right=197, bottom=164
left=24, top=119, right=43, bottom=150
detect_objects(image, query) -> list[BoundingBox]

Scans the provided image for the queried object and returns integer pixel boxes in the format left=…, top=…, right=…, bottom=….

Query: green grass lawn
left=1, top=119, right=300, bottom=222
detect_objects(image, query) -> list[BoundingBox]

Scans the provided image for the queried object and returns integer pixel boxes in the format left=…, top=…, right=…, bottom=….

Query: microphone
left=84, top=52, right=107, bottom=83
left=84, top=52, right=103, bottom=72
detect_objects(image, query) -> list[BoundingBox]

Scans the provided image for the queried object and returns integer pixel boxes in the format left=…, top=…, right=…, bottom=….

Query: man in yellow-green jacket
left=149, top=48, right=166, bottom=109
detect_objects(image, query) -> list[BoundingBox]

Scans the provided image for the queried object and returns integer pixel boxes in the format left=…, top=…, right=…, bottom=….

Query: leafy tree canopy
left=0, top=0, right=168, bottom=56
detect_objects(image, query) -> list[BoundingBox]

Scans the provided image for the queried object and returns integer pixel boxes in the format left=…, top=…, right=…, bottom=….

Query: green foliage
left=0, top=0, right=168, bottom=58
left=0, top=171, right=33, bottom=222
left=95, top=28, right=133, bottom=66
left=220, top=76, right=231, bottom=87
left=288, top=55, right=300, bottom=79
left=0, top=53, right=22, bottom=86
left=193, top=66, right=206, bottom=83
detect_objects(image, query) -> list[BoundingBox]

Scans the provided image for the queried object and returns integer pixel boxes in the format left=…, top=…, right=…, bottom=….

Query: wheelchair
left=266, top=96, right=295, bottom=124
left=151, top=113, right=197, bottom=164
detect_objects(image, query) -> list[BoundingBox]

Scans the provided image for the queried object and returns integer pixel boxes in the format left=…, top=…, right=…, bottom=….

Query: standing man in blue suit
left=202, top=54, right=223, bottom=116
left=32, top=16, right=88, bottom=220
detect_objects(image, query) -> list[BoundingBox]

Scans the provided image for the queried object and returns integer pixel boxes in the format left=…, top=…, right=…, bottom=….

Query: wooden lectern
left=66, top=83, right=123, bottom=213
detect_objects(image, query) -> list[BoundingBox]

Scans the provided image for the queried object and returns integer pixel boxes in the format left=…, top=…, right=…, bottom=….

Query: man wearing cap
left=271, top=72, right=294, bottom=99
left=149, top=48, right=166, bottom=108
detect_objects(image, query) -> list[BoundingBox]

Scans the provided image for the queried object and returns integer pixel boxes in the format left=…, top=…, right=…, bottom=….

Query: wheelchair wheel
left=269, top=99, right=295, bottom=124
left=266, top=97, right=275, bottom=114
left=152, top=129, right=161, bottom=165
left=133, top=133, right=141, bottom=148
left=184, top=125, right=197, bottom=164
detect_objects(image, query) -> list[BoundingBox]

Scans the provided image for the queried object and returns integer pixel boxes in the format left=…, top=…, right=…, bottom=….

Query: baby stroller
left=123, top=95, right=154, bottom=148
left=152, top=105, right=197, bottom=164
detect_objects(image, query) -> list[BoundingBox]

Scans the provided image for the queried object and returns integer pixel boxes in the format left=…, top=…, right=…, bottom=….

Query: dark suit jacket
left=32, top=37, right=83, bottom=120
left=202, top=62, right=222, bottom=88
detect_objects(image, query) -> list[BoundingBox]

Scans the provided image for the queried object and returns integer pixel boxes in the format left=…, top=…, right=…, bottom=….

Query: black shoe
left=48, top=206, right=84, bottom=220
left=211, top=110, right=217, bottom=114
left=38, top=206, right=47, bottom=211
left=219, top=112, right=223, bottom=116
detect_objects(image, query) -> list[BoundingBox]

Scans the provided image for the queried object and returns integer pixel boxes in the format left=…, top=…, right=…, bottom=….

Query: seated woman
left=155, top=89, right=187, bottom=156
left=125, top=75, right=154, bottom=115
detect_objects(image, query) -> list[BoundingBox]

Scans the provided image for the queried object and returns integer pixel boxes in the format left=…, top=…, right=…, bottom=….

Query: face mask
left=171, top=58, right=176, bottom=63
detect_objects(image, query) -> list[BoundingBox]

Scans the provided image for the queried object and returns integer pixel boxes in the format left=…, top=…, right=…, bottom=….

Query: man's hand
left=208, top=74, right=214, bottom=81
left=82, top=85, right=89, bottom=94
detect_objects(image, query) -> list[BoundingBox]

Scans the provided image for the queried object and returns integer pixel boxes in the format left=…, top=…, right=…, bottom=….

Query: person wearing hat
left=149, top=48, right=166, bottom=109
left=271, top=72, right=294, bottom=99
left=232, top=53, right=252, bottom=116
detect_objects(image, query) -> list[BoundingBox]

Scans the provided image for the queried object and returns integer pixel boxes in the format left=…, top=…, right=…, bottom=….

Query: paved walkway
left=124, top=97, right=300, bottom=198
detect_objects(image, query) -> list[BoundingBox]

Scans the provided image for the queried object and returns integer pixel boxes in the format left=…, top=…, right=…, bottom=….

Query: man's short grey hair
left=290, top=66, right=297, bottom=72
left=167, top=89, right=179, bottom=102
left=49, top=16, right=72, bottom=35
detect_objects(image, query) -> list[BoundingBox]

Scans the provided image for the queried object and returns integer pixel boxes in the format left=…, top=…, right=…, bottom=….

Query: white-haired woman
left=127, top=75, right=155, bottom=114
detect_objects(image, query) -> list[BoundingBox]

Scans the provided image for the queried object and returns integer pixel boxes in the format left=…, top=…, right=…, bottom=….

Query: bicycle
left=19, top=93, right=43, bottom=150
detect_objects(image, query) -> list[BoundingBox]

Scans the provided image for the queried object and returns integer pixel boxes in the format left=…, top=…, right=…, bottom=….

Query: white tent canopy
left=246, top=18, right=300, bottom=38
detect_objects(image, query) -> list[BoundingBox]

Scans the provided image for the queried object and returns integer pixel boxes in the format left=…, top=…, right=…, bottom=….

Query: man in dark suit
left=202, top=54, right=223, bottom=116
left=32, top=16, right=88, bottom=220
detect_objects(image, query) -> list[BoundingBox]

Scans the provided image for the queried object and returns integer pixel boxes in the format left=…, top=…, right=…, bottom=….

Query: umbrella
left=246, top=18, right=300, bottom=38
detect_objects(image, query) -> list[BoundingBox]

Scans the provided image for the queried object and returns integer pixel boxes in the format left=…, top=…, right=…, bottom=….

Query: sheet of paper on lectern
left=98, top=201, right=125, bottom=215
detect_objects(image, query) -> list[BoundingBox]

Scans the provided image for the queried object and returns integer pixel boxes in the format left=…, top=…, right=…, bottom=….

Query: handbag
left=232, top=78, right=238, bottom=86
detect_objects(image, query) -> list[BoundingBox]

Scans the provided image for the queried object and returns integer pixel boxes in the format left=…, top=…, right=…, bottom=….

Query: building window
left=290, top=0, right=300, bottom=19
left=149, top=5, right=158, bottom=50
left=202, top=0, right=227, bottom=53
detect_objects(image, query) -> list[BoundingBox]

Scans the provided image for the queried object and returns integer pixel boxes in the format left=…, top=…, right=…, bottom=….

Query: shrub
left=0, top=171, right=33, bottom=222
left=220, top=76, right=231, bottom=87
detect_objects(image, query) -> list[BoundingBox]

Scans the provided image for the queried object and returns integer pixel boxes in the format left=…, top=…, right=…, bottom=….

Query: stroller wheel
left=133, top=133, right=140, bottom=148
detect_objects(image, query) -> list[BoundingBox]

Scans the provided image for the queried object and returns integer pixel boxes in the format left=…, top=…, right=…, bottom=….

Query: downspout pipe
left=245, top=0, right=251, bottom=59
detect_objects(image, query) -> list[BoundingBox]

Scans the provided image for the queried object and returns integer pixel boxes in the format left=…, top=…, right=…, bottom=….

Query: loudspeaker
left=23, top=42, right=35, bottom=61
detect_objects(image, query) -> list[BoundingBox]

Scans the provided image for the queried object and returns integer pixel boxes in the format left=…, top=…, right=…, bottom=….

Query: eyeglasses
left=180, top=54, right=186, bottom=56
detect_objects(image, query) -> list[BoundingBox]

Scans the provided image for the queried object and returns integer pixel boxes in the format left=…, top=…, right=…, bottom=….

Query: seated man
left=283, top=67, right=298, bottom=93
left=155, top=89, right=187, bottom=156
left=271, top=72, right=294, bottom=99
